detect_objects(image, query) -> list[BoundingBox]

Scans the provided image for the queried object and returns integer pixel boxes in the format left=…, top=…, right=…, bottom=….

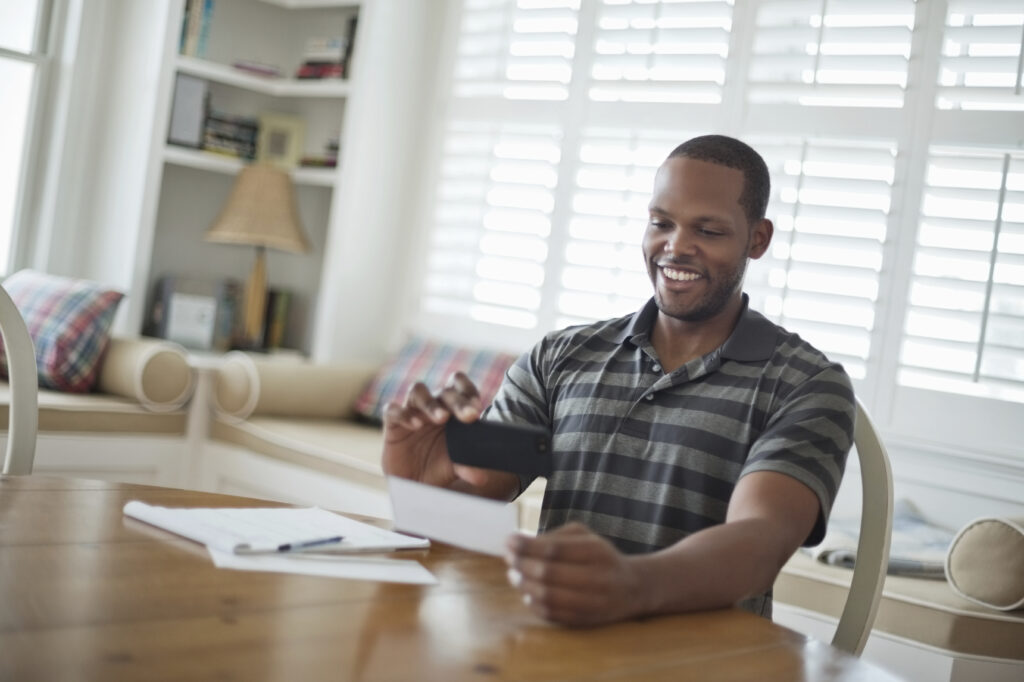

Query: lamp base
left=241, top=246, right=267, bottom=348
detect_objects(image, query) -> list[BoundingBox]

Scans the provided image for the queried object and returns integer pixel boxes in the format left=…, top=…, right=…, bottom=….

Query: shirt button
left=652, top=364, right=661, bottom=372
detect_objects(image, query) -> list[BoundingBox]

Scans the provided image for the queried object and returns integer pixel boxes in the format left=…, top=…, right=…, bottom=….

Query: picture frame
left=256, top=113, right=305, bottom=168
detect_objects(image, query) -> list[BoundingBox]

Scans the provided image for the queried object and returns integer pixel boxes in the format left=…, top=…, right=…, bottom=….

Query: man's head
left=643, top=135, right=773, bottom=324
left=666, top=135, right=771, bottom=224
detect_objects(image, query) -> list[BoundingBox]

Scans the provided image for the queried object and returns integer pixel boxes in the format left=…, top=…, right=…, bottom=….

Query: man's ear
left=748, top=218, right=773, bottom=259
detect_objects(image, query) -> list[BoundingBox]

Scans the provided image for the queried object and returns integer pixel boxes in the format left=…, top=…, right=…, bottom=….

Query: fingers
left=382, top=382, right=446, bottom=431
left=382, top=372, right=483, bottom=432
left=440, top=371, right=482, bottom=421
left=504, top=525, right=637, bottom=626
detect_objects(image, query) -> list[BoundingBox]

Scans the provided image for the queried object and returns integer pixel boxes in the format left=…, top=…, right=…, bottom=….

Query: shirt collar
left=615, top=295, right=778, bottom=362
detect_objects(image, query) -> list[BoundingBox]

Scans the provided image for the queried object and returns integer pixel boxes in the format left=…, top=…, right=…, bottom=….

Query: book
left=123, top=501, right=430, bottom=555
left=182, top=0, right=214, bottom=57
left=262, top=288, right=291, bottom=349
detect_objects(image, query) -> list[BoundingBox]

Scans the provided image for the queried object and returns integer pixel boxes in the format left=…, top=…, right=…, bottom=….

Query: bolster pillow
left=212, top=351, right=377, bottom=420
left=945, top=516, right=1024, bottom=611
left=96, top=337, right=194, bottom=412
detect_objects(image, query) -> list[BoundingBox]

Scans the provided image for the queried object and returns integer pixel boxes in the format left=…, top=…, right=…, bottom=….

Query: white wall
left=311, top=0, right=449, bottom=364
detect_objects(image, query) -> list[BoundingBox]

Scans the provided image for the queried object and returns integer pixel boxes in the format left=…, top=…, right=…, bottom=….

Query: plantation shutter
left=898, top=148, right=1024, bottom=402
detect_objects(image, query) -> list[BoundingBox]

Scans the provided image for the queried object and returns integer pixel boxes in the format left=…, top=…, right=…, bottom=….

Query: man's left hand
left=504, top=523, right=646, bottom=627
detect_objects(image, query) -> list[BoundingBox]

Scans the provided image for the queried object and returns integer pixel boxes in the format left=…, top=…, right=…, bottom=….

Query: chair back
left=831, top=397, right=894, bottom=655
left=0, top=284, right=37, bottom=475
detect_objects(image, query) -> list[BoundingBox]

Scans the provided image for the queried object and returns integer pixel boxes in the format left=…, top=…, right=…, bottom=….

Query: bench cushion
left=776, top=551, right=1024, bottom=661
left=0, top=384, right=186, bottom=435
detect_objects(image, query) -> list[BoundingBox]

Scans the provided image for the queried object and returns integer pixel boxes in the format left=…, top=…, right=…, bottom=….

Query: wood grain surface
left=0, top=476, right=902, bottom=681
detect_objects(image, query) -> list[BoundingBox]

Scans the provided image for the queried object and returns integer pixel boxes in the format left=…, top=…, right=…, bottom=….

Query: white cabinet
left=144, top=0, right=362, bottom=354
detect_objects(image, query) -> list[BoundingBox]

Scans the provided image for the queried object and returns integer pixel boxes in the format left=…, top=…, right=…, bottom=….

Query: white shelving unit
left=175, top=55, right=352, bottom=99
left=143, top=0, right=362, bottom=354
left=162, top=145, right=336, bottom=187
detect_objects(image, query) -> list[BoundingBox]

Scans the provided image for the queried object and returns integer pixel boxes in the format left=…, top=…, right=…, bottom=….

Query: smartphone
left=445, top=420, right=553, bottom=478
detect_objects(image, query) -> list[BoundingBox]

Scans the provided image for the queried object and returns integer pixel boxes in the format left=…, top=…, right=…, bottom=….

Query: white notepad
left=123, top=501, right=430, bottom=555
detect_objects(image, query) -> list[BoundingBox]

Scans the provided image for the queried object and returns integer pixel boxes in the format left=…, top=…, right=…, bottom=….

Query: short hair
left=667, top=135, right=770, bottom=223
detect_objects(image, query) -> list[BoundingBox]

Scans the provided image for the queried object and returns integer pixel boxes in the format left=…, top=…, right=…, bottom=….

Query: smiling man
left=383, top=134, right=855, bottom=626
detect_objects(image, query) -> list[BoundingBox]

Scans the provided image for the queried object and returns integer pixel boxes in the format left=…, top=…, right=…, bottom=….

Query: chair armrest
left=95, top=337, right=194, bottom=412
left=213, top=352, right=377, bottom=421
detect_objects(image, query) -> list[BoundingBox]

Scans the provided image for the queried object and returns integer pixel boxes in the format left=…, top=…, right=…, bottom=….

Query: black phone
left=445, top=420, right=553, bottom=478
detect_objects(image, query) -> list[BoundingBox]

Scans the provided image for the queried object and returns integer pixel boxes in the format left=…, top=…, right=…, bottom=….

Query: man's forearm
left=630, top=517, right=798, bottom=616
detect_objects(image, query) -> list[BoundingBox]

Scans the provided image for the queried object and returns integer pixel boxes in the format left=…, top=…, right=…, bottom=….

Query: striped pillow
left=353, top=336, right=517, bottom=423
left=1, top=270, right=124, bottom=392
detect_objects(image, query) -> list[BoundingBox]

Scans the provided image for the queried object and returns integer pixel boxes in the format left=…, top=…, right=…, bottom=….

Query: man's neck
left=650, top=296, right=745, bottom=373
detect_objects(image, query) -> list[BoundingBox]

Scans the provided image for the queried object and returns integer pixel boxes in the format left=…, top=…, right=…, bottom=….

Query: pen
left=234, top=535, right=346, bottom=555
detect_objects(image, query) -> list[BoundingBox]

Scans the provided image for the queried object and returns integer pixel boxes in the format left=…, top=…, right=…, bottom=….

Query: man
left=383, top=134, right=854, bottom=627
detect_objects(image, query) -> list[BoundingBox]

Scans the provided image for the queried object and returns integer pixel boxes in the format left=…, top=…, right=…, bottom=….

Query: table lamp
left=205, top=163, right=310, bottom=349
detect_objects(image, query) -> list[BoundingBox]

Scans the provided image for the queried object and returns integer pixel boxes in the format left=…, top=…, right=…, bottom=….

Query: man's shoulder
left=744, top=310, right=851, bottom=386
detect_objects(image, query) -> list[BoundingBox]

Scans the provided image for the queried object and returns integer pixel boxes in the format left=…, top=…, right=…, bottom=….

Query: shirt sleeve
left=739, top=363, right=856, bottom=546
left=480, top=338, right=554, bottom=497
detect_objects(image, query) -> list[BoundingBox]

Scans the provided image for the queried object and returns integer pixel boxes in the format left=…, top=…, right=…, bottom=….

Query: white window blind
left=453, top=0, right=579, bottom=101
left=590, top=0, right=734, bottom=104
left=555, top=128, right=695, bottom=329
left=937, top=0, right=1024, bottom=111
left=745, top=138, right=895, bottom=380
left=748, top=0, right=915, bottom=108
left=418, top=0, right=1024, bottom=461
left=422, top=121, right=562, bottom=331
left=899, top=148, right=1024, bottom=402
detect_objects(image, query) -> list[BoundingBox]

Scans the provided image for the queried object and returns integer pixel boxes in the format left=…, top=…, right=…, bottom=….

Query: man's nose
left=665, top=228, right=696, bottom=256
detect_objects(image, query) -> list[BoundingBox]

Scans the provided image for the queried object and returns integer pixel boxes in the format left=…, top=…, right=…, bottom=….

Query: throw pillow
left=1, top=269, right=124, bottom=393
left=352, top=336, right=518, bottom=423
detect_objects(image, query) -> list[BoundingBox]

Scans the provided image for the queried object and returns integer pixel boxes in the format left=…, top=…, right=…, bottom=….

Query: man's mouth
left=660, top=266, right=703, bottom=282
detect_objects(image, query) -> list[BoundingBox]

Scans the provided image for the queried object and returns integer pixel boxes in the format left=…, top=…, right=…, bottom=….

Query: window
left=417, top=0, right=1024, bottom=460
left=0, top=0, right=50, bottom=273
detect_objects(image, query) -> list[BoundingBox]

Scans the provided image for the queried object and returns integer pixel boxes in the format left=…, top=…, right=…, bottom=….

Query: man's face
left=642, top=156, right=770, bottom=323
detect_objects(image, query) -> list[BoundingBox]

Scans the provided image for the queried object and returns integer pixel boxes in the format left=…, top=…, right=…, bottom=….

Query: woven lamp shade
left=205, top=163, right=310, bottom=253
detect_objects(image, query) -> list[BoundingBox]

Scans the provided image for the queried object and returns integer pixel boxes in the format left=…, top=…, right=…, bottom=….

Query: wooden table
left=0, top=476, right=901, bottom=681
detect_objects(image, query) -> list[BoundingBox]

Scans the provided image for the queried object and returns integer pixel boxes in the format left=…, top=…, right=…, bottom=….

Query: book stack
left=180, top=0, right=215, bottom=58
left=300, top=138, right=339, bottom=168
left=146, top=276, right=240, bottom=352
left=296, top=36, right=346, bottom=80
left=203, top=111, right=259, bottom=160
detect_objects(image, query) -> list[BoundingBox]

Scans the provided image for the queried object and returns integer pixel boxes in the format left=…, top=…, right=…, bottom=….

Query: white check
left=387, top=476, right=519, bottom=557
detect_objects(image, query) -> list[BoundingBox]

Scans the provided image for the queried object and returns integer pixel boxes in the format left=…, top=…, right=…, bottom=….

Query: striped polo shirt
left=485, top=296, right=854, bottom=615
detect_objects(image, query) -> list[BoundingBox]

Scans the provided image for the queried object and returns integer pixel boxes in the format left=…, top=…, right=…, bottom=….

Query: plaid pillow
left=353, top=336, right=518, bottom=423
left=1, top=270, right=124, bottom=393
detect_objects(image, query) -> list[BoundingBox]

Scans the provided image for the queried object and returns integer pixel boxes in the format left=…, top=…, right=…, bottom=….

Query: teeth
left=662, top=268, right=700, bottom=282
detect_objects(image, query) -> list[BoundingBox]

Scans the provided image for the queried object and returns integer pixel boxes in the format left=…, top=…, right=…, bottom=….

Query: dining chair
left=0, top=283, right=37, bottom=475
left=830, top=397, right=895, bottom=656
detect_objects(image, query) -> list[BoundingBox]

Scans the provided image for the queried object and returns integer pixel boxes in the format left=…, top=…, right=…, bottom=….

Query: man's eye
left=649, top=220, right=671, bottom=229
left=698, top=227, right=723, bottom=236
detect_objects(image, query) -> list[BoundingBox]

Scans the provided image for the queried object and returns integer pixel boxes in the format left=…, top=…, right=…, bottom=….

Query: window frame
left=0, top=0, right=55, bottom=275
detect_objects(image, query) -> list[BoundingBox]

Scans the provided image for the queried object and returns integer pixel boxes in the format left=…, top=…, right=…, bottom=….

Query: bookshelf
left=145, top=0, right=363, bottom=354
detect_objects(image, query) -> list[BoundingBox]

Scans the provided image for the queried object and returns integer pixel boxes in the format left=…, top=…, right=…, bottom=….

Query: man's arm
left=505, top=470, right=818, bottom=626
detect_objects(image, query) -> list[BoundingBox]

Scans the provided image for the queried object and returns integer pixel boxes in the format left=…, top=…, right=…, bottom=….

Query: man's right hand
left=381, top=371, right=519, bottom=500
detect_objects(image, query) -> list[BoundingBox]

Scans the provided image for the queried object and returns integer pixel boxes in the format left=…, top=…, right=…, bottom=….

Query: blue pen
left=234, top=535, right=345, bottom=555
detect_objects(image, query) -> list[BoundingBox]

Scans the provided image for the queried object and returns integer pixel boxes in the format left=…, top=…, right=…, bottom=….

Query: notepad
left=123, top=501, right=430, bottom=555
